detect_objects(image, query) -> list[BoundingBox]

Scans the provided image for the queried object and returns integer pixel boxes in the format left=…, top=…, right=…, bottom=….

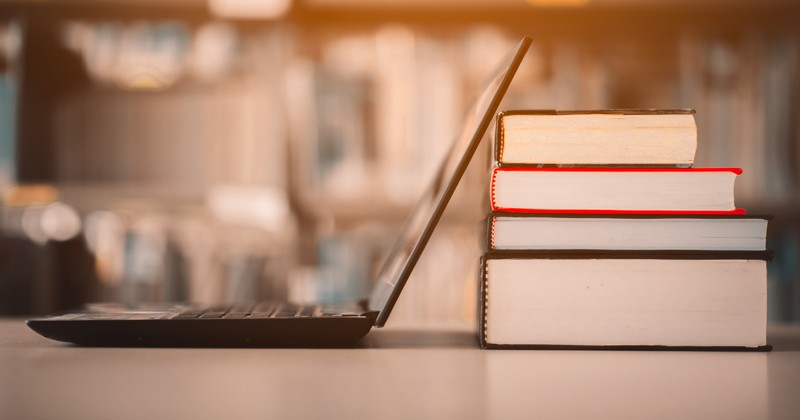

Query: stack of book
left=480, top=109, right=771, bottom=350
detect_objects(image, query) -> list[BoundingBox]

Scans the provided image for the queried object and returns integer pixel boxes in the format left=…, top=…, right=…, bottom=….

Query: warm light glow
left=0, top=21, right=22, bottom=64
left=64, top=21, right=188, bottom=91
left=208, top=0, right=292, bottom=19
left=84, top=210, right=126, bottom=285
left=206, top=185, right=290, bottom=232
left=40, top=202, right=82, bottom=242
left=526, top=0, right=590, bottom=7
left=190, top=23, right=237, bottom=82
left=2, top=184, right=58, bottom=207
left=17, top=201, right=83, bottom=244
left=21, top=206, right=48, bottom=245
left=117, top=73, right=172, bottom=91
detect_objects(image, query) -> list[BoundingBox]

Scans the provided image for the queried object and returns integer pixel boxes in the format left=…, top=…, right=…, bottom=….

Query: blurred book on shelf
left=680, top=35, right=798, bottom=208
left=0, top=21, right=21, bottom=187
left=287, top=28, right=470, bottom=220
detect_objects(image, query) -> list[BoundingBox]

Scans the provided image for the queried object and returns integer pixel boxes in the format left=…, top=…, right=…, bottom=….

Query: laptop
left=26, top=36, right=532, bottom=347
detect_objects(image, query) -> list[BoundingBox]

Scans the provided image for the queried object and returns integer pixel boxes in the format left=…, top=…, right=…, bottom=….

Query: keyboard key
left=253, top=301, right=278, bottom=313
left=223, top=312, right=251, bottom=319
left=298, top=305, right=319, bottom=318
left=271, top=306, right=299, bottom=318
left=127, top=313, right=171, bottom=320
left=249, top=306, right=278, bottom=318
left=172, top=311, right=203, bottom=319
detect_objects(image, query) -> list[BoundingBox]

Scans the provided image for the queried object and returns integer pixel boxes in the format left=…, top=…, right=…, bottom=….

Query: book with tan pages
left=495, top=109, right=697, bottom=167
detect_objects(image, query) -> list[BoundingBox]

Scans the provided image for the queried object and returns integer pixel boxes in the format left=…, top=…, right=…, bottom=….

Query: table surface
left=2, top=319, right=800, bottom=420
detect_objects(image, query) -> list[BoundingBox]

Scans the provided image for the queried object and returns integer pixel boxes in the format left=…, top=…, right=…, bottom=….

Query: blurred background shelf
left=1, top=0, right=799, bottom=325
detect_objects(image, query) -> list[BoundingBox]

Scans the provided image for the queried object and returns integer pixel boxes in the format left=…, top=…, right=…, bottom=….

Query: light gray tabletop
left=2, top=319, right=799, bottom=420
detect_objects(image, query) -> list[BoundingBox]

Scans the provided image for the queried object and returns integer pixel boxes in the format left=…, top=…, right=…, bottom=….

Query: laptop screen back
left=368, top=37, right=531, bottom=327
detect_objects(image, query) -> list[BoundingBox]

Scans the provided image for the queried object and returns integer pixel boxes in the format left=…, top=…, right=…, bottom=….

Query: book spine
left=479, top=256, right=489, bottom=349
left=488, top=215, right=496, bottom=250
left=490, top=169, right=499, bottom=212
left=494, top=112, right=505, bottom=165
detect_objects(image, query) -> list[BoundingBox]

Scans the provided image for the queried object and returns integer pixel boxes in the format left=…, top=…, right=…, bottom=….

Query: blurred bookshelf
left=0, top=0, right=799, bottom=325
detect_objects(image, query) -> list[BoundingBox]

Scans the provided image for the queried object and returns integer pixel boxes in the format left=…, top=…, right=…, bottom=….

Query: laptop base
left=27, top=311, right=378, bottom=348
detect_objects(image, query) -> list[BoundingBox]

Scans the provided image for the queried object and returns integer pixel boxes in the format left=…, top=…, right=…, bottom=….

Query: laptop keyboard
left=45, top=302, right=367, bottom=321
left=173, top=302, right=320, bottom=319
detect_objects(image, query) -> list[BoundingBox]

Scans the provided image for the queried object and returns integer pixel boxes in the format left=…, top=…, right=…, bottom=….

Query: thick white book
left=479, top=253, right=771, bottom=350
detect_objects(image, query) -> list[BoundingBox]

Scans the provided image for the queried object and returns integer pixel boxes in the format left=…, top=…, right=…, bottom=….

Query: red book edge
left=493, top=167, right=743, bottom=174
left=489, top=167, right=745, bottom=215
left=490, top=208, right=747, bottom=215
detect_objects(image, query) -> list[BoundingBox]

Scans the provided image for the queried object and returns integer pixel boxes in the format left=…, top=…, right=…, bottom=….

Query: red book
left=490, top=167, right=745, bottom=215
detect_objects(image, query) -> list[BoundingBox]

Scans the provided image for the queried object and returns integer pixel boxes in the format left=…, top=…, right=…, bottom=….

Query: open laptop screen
left=369, top=37, right=531, bottom=326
